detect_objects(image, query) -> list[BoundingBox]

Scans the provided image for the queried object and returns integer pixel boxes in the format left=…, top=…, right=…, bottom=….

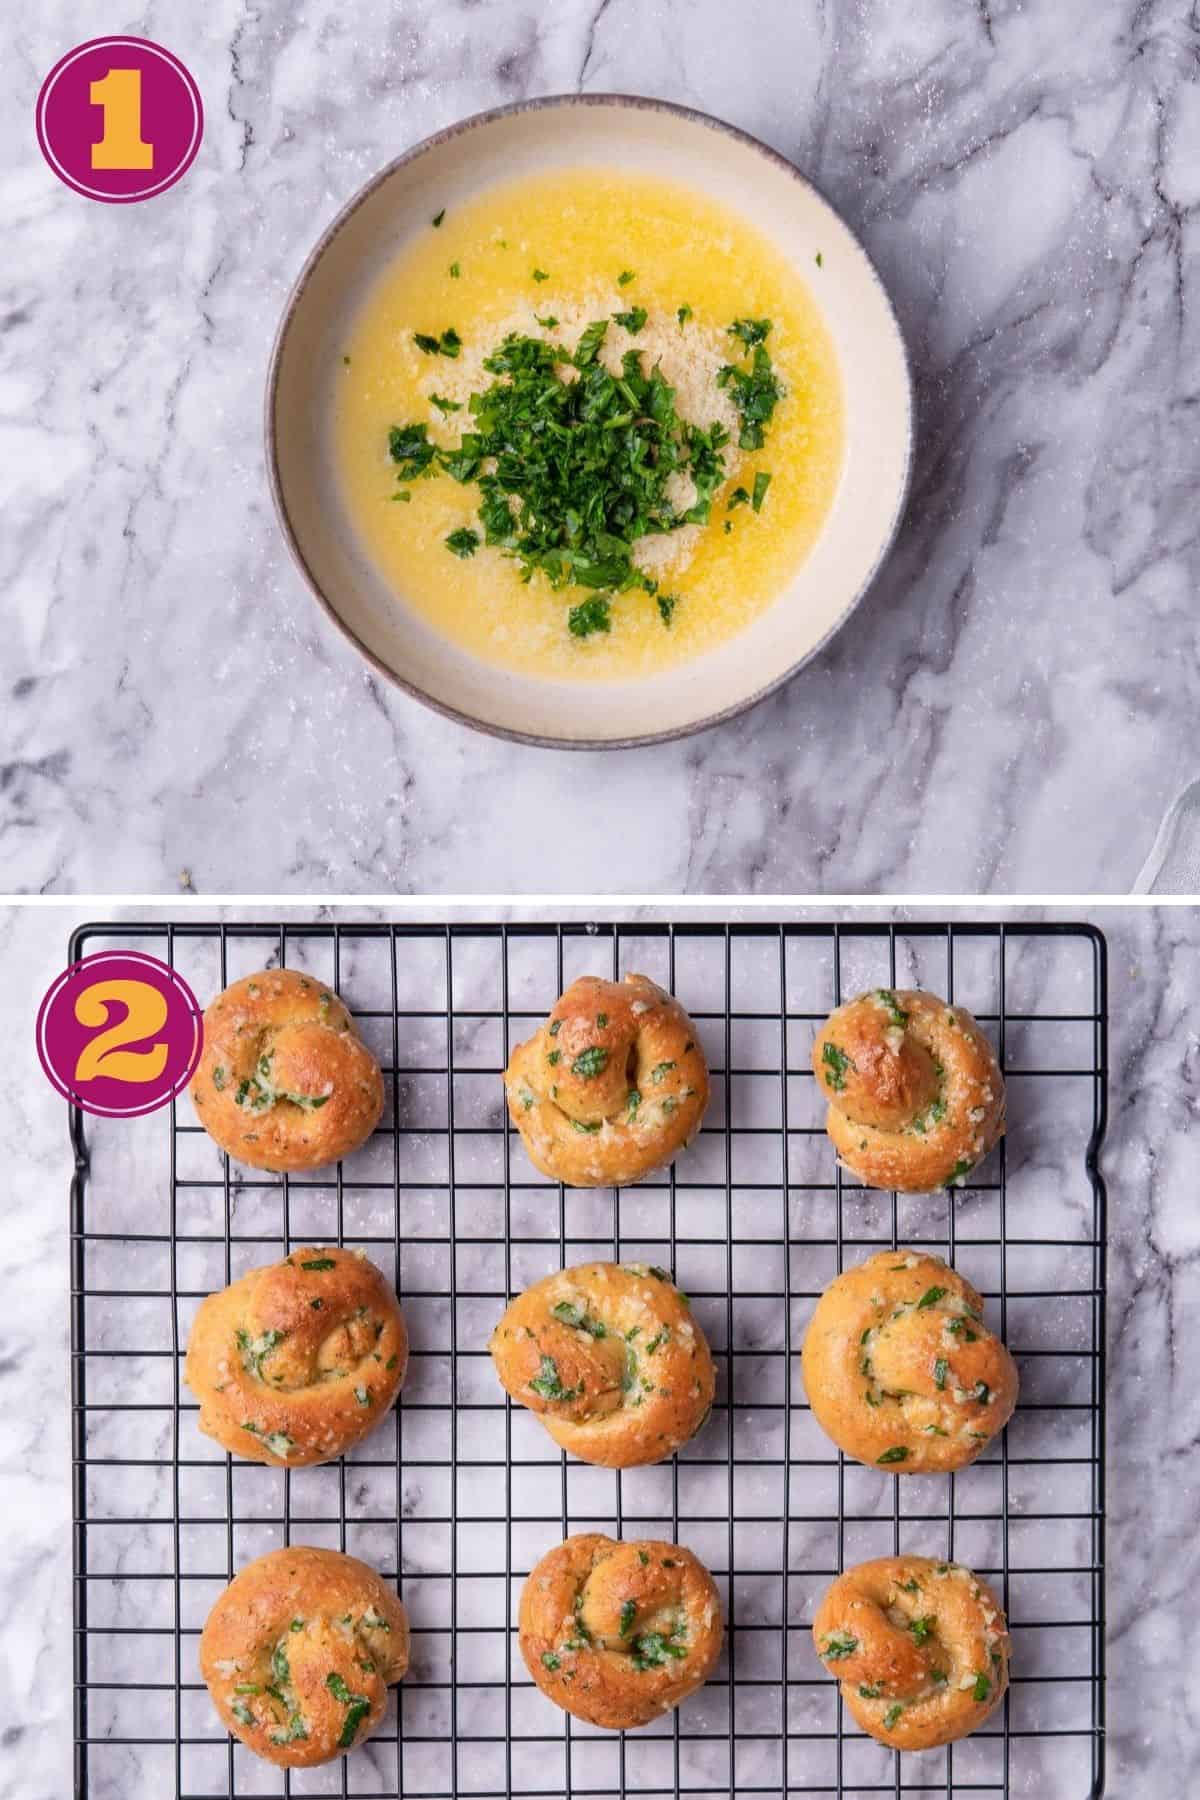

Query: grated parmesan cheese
left=411, top=293, right=745, bottom=582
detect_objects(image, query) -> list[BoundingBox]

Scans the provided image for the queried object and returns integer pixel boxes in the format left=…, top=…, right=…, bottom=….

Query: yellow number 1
left=90, top=68, right=154, bottom=171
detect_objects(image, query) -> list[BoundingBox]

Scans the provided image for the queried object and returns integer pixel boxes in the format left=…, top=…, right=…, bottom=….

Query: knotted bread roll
left=191, top=968, right=384, bottom=1172
left=801, top=1249, right=1016, bottom=1472
left=185, top=1245, right=408, bottom=1466
left=505, top=974, right=708, bottom=1187
left=490, top=1261, right=714, bottom=1467
left=200, top=1545, right=409, bottom=1767
left=813, top=1555, right=1009, bottom=1749
left=812, top=988, right=1004, bottom=1192
left=520, top=1534, right=723, bottom=1729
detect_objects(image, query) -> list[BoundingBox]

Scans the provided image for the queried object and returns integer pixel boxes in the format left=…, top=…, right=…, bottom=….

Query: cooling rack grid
left=69, top=918, right=1107, bottom=1800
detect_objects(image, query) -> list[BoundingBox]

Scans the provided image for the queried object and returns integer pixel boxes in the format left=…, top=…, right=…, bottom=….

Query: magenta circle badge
left=37, top=950, right=204, bottom=1119
left=36, top=36, right=203, bottom=204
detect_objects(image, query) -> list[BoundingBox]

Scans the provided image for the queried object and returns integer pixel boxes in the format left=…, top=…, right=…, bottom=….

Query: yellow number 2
left=90, top=68, right=154, bottom=172
left=74, top=980, right=169, bottom=1085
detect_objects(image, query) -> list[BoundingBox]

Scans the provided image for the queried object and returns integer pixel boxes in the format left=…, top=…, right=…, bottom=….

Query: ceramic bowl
left=267, top=95, right=913, bottom=748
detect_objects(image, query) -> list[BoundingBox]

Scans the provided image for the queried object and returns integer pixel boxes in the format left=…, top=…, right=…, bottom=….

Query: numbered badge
left=36, top=951, right=203, bottom=1118
left=35, top=36, right=203, bottom=204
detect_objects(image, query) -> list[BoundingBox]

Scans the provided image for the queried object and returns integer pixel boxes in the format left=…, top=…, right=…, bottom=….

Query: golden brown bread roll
left=813, top=1555, right=1009, bottom=1749
left=505, top=973, right=708, bottom=1187
left=185, top=1245, right=408, bottom=1466
left=200, top=1545, right=409, bottom=1767
left=812, top=988, right=1004, bottom=1192
left=489, top=1261, right=714, bottom=1467
left=801, top=1248, right=1016, bottom=1472
left=190, top=968, right=384, bottom=1172
left=520, top=1534, right=722, bottom=1728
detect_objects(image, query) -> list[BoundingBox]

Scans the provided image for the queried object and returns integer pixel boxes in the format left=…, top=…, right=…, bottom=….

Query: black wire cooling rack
left=69, top=919, right=1108, bottom=1800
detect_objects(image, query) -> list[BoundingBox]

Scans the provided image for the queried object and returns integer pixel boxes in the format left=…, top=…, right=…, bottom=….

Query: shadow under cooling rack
left=69, top=919, right=1108, bottom=1800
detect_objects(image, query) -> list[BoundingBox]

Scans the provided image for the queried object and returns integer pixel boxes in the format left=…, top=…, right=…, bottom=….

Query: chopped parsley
left=821, top=1041, right=854, bottom=1091
left=751, top=470, right=771, bottom=512
left=934, top=1357, right=949, bottom=1391
left=858, top=1682, right=882, bottom=1699
left=431, top=209, right=445, bottom=227
left=532, top=267, right=549, bottom=282
left=269, top=1710, right=308, bottom=1745
left=449, top=261, right=461, bottom=278
left=571, top=1046, right=608, bottom=1078
left=677, top=304, right=692, bottom=327
left=235, top=1328, right=285, bottom=1380
left=972, top=1672, right=991, bottom=1702
left=945, top=1159, right=975, bottom=1184
left=430, top=393, right=463, bottom=414
left=657, top=592, right=680, bottom=627
left=717, top=322, right=784, bottom=450
left=911, top=1095, right=947, bottom=1134
left=917, top=1286, right=947, bottom=1309
left=617, top=269, right=636, bottom=286
left=883, top=1703, right=904, bottom=1730
left=413, top=327, right=461, bottom=358
left=727, top=317, right=771, bottom=348
left=877, top=1446, right=909, bottom=1464
left=568, top=595, right=611, bottom=638
left=541, top=1650, right=560, bottom=1670
left=821, top=1633, right=858, bottom=1661
left=650, top=1061, right=676, bottom=1083
left=326, top=1671, right=371, bottom=1746
left=445, top=526, right=480, bottom=558
left=529, top=1355, right=579, bottom=1402
left=873, top=988, right=909, bottom=1027
left=535, top=312, right=558, bottom=328
left=301, top=1257, right=336, bottom=1271
left=619, top=1600, right=637, bottom=1636
left=552, top=1300, right=606, bottom=1337
left=909, top=1616, right=935, bottom=1646
left=384, top=310, right=771, bottom=636
left=631, top=1629, right=686, bottom=1669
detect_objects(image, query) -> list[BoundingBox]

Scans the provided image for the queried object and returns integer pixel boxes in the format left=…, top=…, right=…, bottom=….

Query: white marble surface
left=4, top=1, right=1199, bottom=896
left=1, top=899, right=1195, bottom=1797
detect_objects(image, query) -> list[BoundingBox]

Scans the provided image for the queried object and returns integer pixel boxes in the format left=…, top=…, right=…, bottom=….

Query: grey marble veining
left=4, top=1, right=1199, bottom=895
left=1, top=900, right=1196, bottom=1797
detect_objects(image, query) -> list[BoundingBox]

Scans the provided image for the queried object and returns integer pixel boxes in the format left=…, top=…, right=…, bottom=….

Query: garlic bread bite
left=200, top=1546, right=408, bottom=1767
left=813, top=988, right=1005, bottom=1192
left=505, top=973, right=708, bottom=1187
left=813, top=1555, right=1009, bottom=1750
left=490, top=1261, right=714, bottom=1467
left=801, top=1249, right=1016, bottom=1473
left=190, top=968, right=383, bottom=1173
left=185, top=1245, right=408, bottom=1467
left=520, top=1534, right=723, bottom=1729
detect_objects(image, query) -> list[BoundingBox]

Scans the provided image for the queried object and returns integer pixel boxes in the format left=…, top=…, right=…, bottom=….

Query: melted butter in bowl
left=333, top=168, right=845, bottom=682
left=269, top=98, right=912, bottom=744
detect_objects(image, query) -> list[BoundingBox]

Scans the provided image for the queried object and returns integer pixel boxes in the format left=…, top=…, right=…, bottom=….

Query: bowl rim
left=264, top=91, right=915, bottom=752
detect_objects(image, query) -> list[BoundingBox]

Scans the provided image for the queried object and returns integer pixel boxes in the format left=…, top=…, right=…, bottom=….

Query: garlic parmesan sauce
left=334, top=167, right=844, bottom=681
